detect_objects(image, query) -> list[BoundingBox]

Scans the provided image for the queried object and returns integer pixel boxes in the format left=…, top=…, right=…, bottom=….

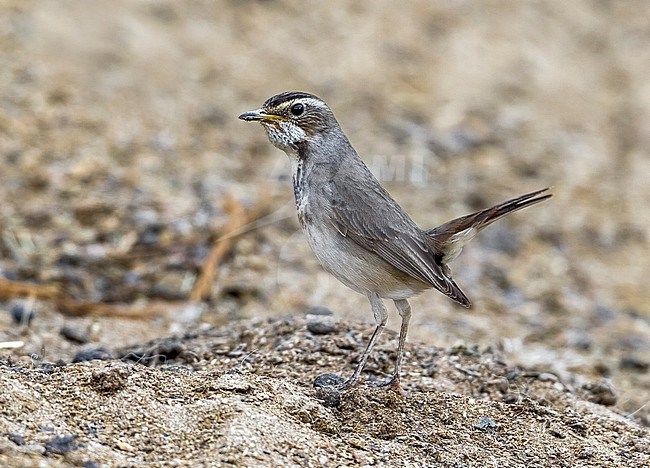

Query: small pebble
left=474, top=417, right=498, bottom=432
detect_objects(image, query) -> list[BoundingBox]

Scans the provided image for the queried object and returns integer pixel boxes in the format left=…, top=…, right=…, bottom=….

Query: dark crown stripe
left=264, top=91, right=322, bottom=109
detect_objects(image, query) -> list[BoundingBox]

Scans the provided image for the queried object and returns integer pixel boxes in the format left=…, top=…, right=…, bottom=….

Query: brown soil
left=0, top=0, right=649, bottom=466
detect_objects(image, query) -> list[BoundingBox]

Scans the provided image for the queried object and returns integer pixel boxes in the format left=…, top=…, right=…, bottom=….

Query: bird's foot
left=313, top=373, right=408, bottom=397
left=368, top=375, right=408, bottom=396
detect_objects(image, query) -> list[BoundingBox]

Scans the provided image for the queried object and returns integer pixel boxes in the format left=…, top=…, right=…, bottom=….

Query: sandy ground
left=1, top=316, right=648, bottom=466
left=0, top=0, right=649, bottom=466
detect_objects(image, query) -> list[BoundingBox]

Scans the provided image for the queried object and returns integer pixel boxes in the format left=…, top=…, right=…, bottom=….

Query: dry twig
left=0, top=278, right=59, bottom=301
left=189, top=194, right=266, bottom=302
left=55, top=298, right=181, bottom=318
left=0, top=278, right=175, bottom=318
left=0, top=193, right=270, bottom=318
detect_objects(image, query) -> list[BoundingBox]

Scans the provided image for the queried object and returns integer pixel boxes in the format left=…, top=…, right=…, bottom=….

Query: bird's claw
left=368, top=376, right=408, bottom=396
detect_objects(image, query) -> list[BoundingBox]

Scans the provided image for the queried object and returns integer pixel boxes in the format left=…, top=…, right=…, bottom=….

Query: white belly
left=301, top=206, right=426, bottom=300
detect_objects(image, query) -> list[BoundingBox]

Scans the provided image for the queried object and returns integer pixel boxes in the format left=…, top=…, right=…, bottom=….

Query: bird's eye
left=290, top=103, right=304, bottom=116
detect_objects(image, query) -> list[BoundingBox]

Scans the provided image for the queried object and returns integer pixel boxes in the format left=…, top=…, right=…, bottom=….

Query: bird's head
left=239, top=91, right=339, bottom=154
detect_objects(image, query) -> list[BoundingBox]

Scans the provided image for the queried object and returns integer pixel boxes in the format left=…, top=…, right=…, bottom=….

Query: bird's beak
left=238, top=108, right=285, bottom=123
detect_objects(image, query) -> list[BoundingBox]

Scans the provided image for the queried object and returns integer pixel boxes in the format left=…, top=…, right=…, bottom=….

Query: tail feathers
left=441, top=267, right=472, bottom=308
left=426, top=188, right=551, bottom=263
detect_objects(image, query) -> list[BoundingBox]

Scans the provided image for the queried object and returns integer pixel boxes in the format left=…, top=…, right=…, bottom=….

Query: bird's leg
left=375, top=299, right=411, bottom=393
left=337, top=292, right=388, bottom=390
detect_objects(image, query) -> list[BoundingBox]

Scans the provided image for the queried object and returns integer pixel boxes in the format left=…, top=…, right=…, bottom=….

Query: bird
left=239, top=91, right=551, bottom=392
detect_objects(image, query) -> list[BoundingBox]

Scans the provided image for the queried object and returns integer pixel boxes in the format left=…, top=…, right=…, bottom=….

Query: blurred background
left=0, top=1, right=648, bottom=423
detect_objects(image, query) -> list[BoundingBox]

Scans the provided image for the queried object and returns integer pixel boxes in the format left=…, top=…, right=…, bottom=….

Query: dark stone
left=313, top=373, right=345, bottom=388
left=155, top=339, right=184, bottom=361
left=306, top=316, right=337, bottom=335
left=619, top=355, right=649, bottom=373
left=60, top=326, right=89, bottom=344
left=72, top=347, right=112, bottom=363
left=316, top=386, right=342, bottom=407
left=312, top=375, right=344, bottom=407
left=45, top=435, right=77, bottom=455
left=119, top=339, right=184, bottom=365
left=8, top=433, right=25, bottom=445
left=10, top=303, right=35, bottom=325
